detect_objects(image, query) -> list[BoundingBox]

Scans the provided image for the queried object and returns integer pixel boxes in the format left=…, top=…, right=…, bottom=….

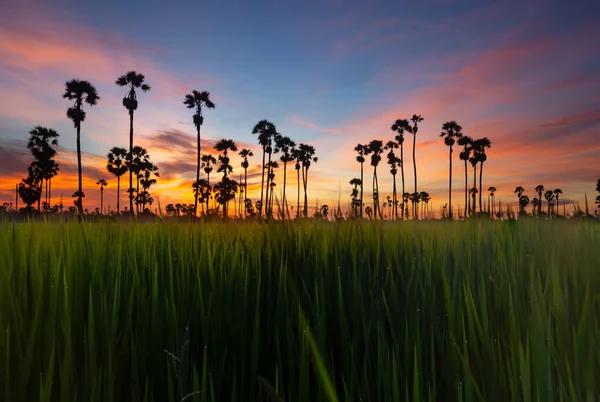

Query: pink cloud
left=290, top=116, right=341, bottom=134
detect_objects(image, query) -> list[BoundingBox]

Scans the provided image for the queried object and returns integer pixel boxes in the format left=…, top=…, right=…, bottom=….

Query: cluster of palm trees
left=513, top=185, right=563, bottom=217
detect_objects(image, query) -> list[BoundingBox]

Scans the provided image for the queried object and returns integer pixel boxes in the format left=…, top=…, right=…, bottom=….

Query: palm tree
left=27, top=126, right=60, bottom=209
left=266, top=161, right=279, bottom=215
left=535, top=185, right=545, bottom=215
left=458, top=136, right=473, bottom=217
left=354, top=144, right=369, bottom=218
left=96, top=179, right=108, bottom=214
left=553, top=189, right=562, bottom=216
left=365, top=140, right=384, bottom=219
left=128, top=146, right=149, bottom=213
left=277, top=136, right=296, bottom=219
left=440, top=121, right=463, bottom=219
left=419, top=191, right=430, bottom=219
left=116, top=71, right=151, bottom=216
left=292, top=147, right=301, bottom=218
left=201, top=154, right=217, bottom=211
left=350, top=178, right=362, bottom=217
left=107, top=147, right=128, bottom=214
left=63, top=79, right=99, bottom=215
left=139, top=160, right=159, bottom=212
left=391, top=119, right=409, bottom=218
left=252, top=120, right=277, bottom=218
left=213, top=177, right=239, bottom=220
left=238, top=149, right=254, bottom=214
left=519, top=195, right=530, bottom=214
left=183, top=90, right=215, bottom=217
left=297, top=143, right=318, bottom=218
left=215, top=139, right=238, bottom=217
left=531, top=197, right=540, bottom=215
left=407, top=114, right=424, bottom=195
left=488, top=186, right=497, bottom=217
left=544, top=190, right=554, bottom=217
left=472, top=137, right=491, bottom=213
left=384, top=141, right=400, bottom=219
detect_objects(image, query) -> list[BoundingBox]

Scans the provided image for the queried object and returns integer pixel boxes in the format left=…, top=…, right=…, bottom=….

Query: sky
left=1, top=0, right=599, bottom=215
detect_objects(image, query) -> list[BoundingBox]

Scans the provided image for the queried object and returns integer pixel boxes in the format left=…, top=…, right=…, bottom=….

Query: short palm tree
left=184, top=90, right=215, bottom=217
left=458, top=136, right=473, bottom=217
left=107, top=147, right=128, bottom=214
left=350, top=178, right=362, bottom=217
left=96, top=179, right=108, bottom=214
left=63, top=79, right=99, bottom=215
left=391, top=119, right=409, bottom=218
left=553, top=188, right=562, bottom=216
left=472, top=137, right=491, bottom=213
left=488, top=186, right=497, bottom=217
left=365, top=140, right=384, bottom=219
left=215, top=139, right=238, bottom=217
left=297, top=143, right=318, bottom=218
left=354, top=144, right=369, bottom=218
left=531, top=197, right=540, bottom=215
left=384, top=140, right=400, bottom=219
left=535, top=185, right=545, bottom=215
left=116, top=71, right=151, bottom=216
left=519, top=195, right=530, bottom=214
left=27, top=126, right=60, bottom=209
left=544, top=190, right=554, bottom=217
left=238, top=149, right=254, bottom=214
left=407, top=114, right=423, bottom=195
left=276, top=136, right=296, bottom=219
left=440, top=121, right=463, bottom=219
left=201, top=154, right=217, bottom=211
left=213, top=177, right=239, bottom=220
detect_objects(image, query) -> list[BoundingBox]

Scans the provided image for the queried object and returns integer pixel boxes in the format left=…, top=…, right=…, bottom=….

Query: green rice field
left=1, top=219, right=599, bottom=401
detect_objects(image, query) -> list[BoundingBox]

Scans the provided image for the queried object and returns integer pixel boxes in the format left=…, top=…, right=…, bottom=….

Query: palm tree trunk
left=556, top=195, right=559, bottom=217
left=117, top=175, right=121, bottom=214
left=76, top=122, right=84, bottom=215
left=392, top=173, right=397, bottom=220
left=303, top=167, right=308, bottom=218
left=472, top=165, right=476, bottom=215
left=283, top=162, right=288, bottom=220
left=296, top=169, right=300, bottom=219
left=400, top=144, right=405, bottom=219
left=479, top=162, right=484, bottom=213
left=448, top=147, right=453, bottom=219
left=244, top=167, right=248, bottom=217
left=136, top=176, right=140, bottom=214
left=360, top=162, right=364, bottom=218
left=48, top=178, right=52, bottom=208
left=128, top=111, right=134, bottom=216
left=100, top=188, right=104, bottom=214
left=412, top=135, right=417, bottom=194
left=260, top=148, right=266, bottom=218
left=464, top=160, right=468, bottom=217
left=265, top=151, right=272, bottom=218
left=194, top=124, right=201, bottom=218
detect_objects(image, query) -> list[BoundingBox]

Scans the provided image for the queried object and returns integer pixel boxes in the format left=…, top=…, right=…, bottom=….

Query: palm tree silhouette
left=514, top=186, right=525, bottom=214
left=96, top=179, right=108, bottom=214
left=488, top=186, right=497, bottom=216
left=116, top=71, right=151, bottom=216
left=391, top=119, right=409, bottom=218
left=296, top=143, right=318, bottom=218
left=354, top=144, right=369, bottom=218
left=276, top=136, right=296, bottom=219
left=365, top=140, right=383, bottom=219
left=27, top=126, right=60, bottom=210
left=457, top=135, right=473, bottom=217
left=350, top=178, right=362, bottom=217
left=519, top=195, right=530, bottom=214
left=266, top=160, right=279, bottom=215
left=385, top=140, right=401, bottom=219
left=201, top=154, right=217, bottom=211
left=128, top=146, right=149, bottom=213
left=106, top=147, right=128, bottom=214
left=407, top=114, right=423, bottom=195
left=183, top=90, right=215, bottom=217
left=213, top=177, right=239, bottom=220
left=535, top=185, right=545, bottom=215
left=440, top=121, right=463, bottom=219
left=553, top=189, right=562, bottom=217
left=252, top=120, right=277, bottom=218
left=215, top=139, right=238, bottom=217
left=472, top=137, right=491, bottom=213
left=63, top=79, right=99, bottom=215
left=292, top=147, right=301, bottom=218
left=544, top=190, right=554, bottom=217
left=238, top=149, right=253, bottom=214
left=419, top=191, right=430, bottom=219
left=531, top=197, right=539, bottom=215
left=139, top=160, right=159, bottom=212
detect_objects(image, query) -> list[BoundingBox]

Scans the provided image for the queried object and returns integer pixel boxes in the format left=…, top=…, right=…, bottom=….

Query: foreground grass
left=1, top=219, right=599, bottom=401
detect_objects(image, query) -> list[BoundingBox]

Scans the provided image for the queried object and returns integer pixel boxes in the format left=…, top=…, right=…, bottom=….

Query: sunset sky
left=1, top=0, right=599, bottom=214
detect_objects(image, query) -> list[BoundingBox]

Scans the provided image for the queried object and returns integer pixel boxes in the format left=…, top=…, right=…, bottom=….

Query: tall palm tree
left=252, top=120, right=277, bottom=218
left=215, top=139, right=238, bottom=217
left=183, top=90, right=215, bottom=217
left=116, top=71, right=151, bottom=216
left=297, top=143, right=318, bottom=218
left=365, top=140, right=384, bottom=219
left=535, top=185, right=545, bottom=215
left=553, top=189, right=562, bottom=216
left=472, top=137, right=491, bottom=213
left=276, top=136, right=296, bottom=219
left=238, top=149, right=254, bottom=214
left=544, top=190, right=554, bottom=217
left=457, top=136, right=473, bottom=217
left=407, top=114, right=423, bottom=195
left=440, top=121, right=463, bottom=219
left=385, top=140, right=400, bottom=219
left=354, top=144, right=369, bottom=218
left=63, top=79, right=99, bottom=215
left=391, top=119, right=409, bottom=218
left=107, top=147, right=128, bottom=214
left=96, top=179, right=108, bottom=214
